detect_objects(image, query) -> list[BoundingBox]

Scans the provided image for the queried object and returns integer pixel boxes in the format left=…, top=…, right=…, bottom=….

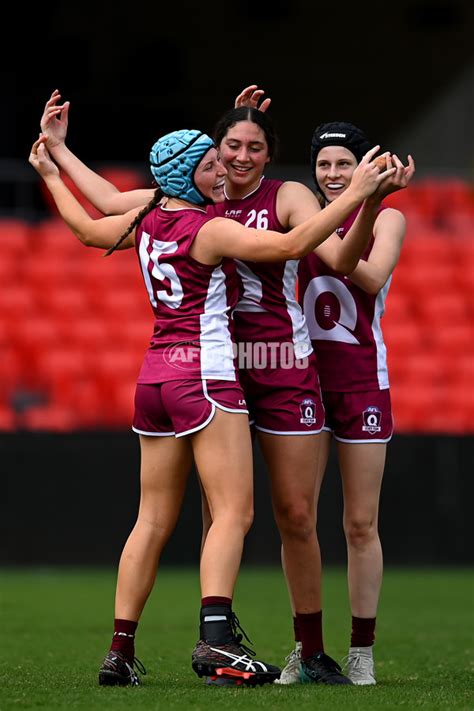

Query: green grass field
left=1, top=567, right=473, bottom=710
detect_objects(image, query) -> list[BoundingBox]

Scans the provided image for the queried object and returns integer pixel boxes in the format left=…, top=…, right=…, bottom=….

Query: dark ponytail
left=104, top=187, right=163, bottom=257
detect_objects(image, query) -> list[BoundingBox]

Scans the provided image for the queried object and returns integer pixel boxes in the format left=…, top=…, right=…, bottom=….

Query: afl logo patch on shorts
left=300, top=398, right=316, bottom=426
left=362, top=406, right=382, bottom=434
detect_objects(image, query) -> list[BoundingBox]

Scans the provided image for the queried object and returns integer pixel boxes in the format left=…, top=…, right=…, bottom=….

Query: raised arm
left=29, top=137, right=140, bottom=251
left=234, top=84, right=272, bottom=112
left=347, top=207, right=408, bottom=294
left=40, top=90, right=154, bottom=215
left=315, top=153, right=415, bottom=274
left=194, top=148, right=395, bottom=264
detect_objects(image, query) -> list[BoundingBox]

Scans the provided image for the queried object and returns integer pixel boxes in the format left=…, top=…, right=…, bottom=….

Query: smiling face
left=194, top=147, right=228, bottom=203
left=218, top=120, right=271, bottom=195
left=315, top=146, right=358, bottom=203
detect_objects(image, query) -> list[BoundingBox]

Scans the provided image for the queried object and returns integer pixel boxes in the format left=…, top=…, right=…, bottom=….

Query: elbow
left=361, top=278, right=386, bottom=295
left=290, top=242, right=307, bottom=260
left=367, top=279, right=387, bottom=295
left=335, top=258, right=357, bottom=276
left=103, top=205, right=119, bottom=217
left=75, top=230, right=94, bottom=247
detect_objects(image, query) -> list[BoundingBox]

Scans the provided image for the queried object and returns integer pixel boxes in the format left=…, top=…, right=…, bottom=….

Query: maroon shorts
left=132, top=379, right=248, bottom=438
left=322, top=389, right=393, bottom=442
left=238, top=352, right=324, bottom=435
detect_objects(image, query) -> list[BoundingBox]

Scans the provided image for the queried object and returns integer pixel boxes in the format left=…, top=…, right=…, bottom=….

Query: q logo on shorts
left=362, top=406, right=382, bottom=434
left=300, top=399, right=316, bottom=426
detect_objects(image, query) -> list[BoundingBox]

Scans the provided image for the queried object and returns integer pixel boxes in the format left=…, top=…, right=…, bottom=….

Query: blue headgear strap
left=149, top=129, right=215, bottom=205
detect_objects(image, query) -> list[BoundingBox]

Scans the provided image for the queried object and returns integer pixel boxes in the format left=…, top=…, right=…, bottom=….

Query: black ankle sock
left=200, top=601, right=233, bottom=645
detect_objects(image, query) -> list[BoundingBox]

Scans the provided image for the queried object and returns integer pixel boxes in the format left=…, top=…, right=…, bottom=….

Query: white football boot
left=274, top=641, right=302, bottom=685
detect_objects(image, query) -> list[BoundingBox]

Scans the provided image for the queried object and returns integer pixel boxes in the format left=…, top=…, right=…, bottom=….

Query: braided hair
left=104, top=187, right=163, bottom=257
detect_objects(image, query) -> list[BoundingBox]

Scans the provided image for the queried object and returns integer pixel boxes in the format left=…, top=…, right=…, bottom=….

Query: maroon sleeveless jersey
left=209, top=179, right=312, bottom=360
left=298, top=204, right=390, bottom=392
left=135, top=205, right=239, bottom=383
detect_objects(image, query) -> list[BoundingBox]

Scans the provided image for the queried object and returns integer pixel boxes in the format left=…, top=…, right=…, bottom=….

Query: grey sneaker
left=274, top=642, right=302, bottom=685
left=344, top=646, right=376, bottom=685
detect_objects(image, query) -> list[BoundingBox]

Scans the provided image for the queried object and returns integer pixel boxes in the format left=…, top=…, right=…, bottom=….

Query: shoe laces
left=342, top=650, right=372, bottom=675
left=132, top=657, right=147, bottom=676
left=229, top=612, right=256, bottom=658
left=284, top=644, right=302, bottom=668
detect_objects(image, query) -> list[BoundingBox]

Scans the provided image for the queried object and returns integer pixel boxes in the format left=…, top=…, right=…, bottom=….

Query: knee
left=214, top=502, right=254, bottom=536
left=344, top=515, right=378, bottom=549
left=241, top=506, right=254, bottom=535
left=274, top=501, right=315, bottom=542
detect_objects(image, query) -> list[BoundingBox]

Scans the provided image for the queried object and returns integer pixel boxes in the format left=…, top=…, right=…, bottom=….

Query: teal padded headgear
left=149, top=129, right=215, bottom=205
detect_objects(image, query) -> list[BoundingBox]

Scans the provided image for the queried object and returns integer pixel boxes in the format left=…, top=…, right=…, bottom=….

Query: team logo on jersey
left=362, top=406, right=382, bottom=434
left=225, top=209, right=242, bottom=219
left=300, top=399, right=316, bottom=426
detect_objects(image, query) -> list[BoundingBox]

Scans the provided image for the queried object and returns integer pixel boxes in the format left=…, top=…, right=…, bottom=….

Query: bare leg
left=337, top=442, right=386, bottom=618
left=198, top=477, right=212, bottom=557
left=258, top=431, right=323, bottom=613
left=192, top=409, right=254, bottom=598
left=115, top=434, right=193, bottom=621
left=280, top=430, right=333, bottom=616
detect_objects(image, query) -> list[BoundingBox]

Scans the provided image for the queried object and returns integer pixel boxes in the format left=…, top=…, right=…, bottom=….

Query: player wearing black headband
left=275, top=121, right=415, bottom=686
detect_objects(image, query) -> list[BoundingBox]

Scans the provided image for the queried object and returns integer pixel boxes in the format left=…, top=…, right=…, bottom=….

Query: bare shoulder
left=199, top=216, right=241, bottom=238
left=376, top=206, right=406, bottom=226
left=373, top=207, right=407, bottom=247
left=277, top=180, right=318, bottom=199
left=277, top=180, right=321, bottom=226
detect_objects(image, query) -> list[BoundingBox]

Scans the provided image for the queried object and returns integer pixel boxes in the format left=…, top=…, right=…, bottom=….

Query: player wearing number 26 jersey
left=210, top=178, right=312, bottom=359
left=209, top=178, right=324, bottom=434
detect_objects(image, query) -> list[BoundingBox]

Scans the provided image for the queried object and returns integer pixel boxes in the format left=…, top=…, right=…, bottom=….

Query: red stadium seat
left=0, top=404, right=16, bottom=431
left=429, top=323, right=473, bottom=356
left=39, top=286, right=94, bottom=321
left=67, top=317, right=112, bottom=350
left=0, top=219, right=31, bottom=255
left=416, top=293, right=470, bottom=327
left=94, top=287, right=151, bottom=321
left=12, top=316, right=63, bottom=362
left=34, top=347, right=89, bottom=396
left=32, top=218, right=90, bottom=255
left=39, top=175, right=103, bottom=220
left=0, top=253, right=21, bottom=286
left=20, top=403, right=81, bottom=431
left=391, top=382, right=438, bottom=432
left=23, top=255, right=85, bottom=289
left=1, top=285, right=37, bottom=319
left=98, top=166, right=147, bottom=192
left=383, top=319, right=428, bottom=357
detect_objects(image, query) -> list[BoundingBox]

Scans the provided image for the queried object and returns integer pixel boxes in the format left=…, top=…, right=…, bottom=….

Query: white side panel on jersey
left=234, top=260, right=266, bottom=313
left=372, top=275, right=391, bottom=389
left=282, top=260, right=312, bottom=359
left=200, top=265, right=236, bottom=380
